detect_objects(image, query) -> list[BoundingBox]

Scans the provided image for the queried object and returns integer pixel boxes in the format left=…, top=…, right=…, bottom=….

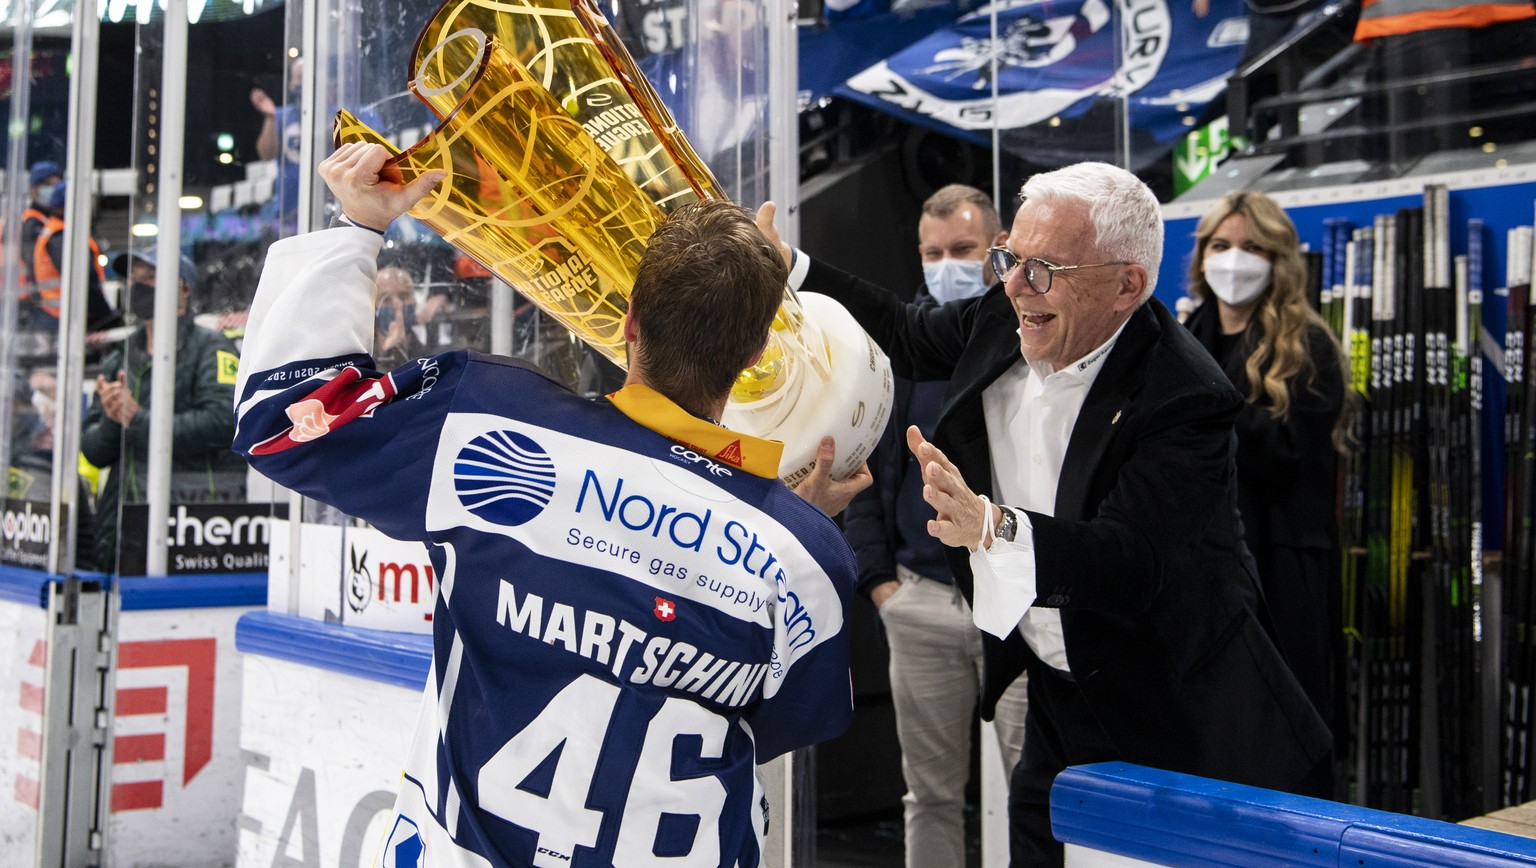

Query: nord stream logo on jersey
left=427, top=414, right=828, bottom=628
left=452, top=429, right=557, bottom=527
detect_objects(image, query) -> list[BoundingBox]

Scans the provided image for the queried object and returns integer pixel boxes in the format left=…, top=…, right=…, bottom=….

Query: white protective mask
left=923, top=257, right=988, bottom=304
left=1203, top=247, right=1272, bottom=306
left=31, top=390, right=55, bottom=423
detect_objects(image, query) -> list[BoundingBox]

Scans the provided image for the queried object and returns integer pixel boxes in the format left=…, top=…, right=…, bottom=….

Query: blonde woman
left=1184, top=191, right=1347, bottom=743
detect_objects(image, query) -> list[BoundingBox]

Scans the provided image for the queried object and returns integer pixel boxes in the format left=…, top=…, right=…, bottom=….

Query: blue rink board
left=0, top=565, right=266, bottom=610
left=0, top=564, right=63, bottom=608
left=1054, top=763, right=1536, bottom=867
left=235, top=609, right=432, bottom=691
left=117, top=572, right=267, bottom=610
left=232, top=618, right=1536, bottom=864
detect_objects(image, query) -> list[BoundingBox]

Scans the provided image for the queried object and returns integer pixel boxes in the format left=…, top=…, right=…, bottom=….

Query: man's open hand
left=907, top=425, right=996, bottom=551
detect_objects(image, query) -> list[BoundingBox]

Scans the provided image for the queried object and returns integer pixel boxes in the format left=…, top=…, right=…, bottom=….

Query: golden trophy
left=335, top=0, right=891, bottom=484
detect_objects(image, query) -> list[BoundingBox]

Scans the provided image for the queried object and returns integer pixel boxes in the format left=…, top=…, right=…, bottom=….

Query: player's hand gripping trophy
left=333, top=0, right=891, bottom=485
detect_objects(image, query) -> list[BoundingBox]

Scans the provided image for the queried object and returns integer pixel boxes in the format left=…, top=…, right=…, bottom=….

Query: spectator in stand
left=8, top=366, right=98, bottom=559
left=79, top=250, right=245, bottom=570
left=18, top=161, right=61, bottom=281
left=5, top=160, right=60, bottom=333
left=251, top=55, right=305, bottom=225
left=842, top=183, right=1028, bottom=868
left=31, top=181, right=120, bottom=334
left=8, top=368, right=59, bottom=497
left=1183, top=190, right=1348, bottom=747
left=373, top=265, right=426, bottom=370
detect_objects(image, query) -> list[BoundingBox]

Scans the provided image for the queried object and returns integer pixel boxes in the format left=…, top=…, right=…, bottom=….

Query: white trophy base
left=722, top=292, right=893, bottom=486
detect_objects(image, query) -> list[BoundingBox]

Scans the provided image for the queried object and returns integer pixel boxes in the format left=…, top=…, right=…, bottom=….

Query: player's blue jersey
left=234, top=229, right=857, bottom=867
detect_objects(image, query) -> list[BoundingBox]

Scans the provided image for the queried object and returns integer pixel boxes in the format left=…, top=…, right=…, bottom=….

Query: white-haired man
left=759, top=162, right=1330, bottom=865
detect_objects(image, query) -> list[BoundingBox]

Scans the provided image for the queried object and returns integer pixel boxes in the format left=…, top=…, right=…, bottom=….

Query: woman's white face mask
left=1203, top=247, right=1272, bottom=306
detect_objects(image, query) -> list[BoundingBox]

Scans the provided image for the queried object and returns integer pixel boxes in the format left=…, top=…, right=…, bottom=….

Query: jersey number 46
left=479, top=674, right=733, bottom=867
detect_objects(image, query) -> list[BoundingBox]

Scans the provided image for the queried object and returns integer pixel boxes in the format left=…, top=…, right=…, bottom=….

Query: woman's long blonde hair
left=1187, top=191, right=1342, bottom=423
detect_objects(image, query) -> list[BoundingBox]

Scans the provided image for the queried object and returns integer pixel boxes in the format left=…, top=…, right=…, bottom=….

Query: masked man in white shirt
left=760, top=162, right=1330, bottom=866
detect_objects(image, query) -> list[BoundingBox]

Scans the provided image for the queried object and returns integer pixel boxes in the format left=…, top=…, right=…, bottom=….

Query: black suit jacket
left=804, top=259, right=1332, bottom=793
left=1184, top=301, right=1344, bottom=556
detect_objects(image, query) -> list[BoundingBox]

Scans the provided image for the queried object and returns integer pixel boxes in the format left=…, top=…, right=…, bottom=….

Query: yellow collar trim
left=607, top=383, right=783, bottom=479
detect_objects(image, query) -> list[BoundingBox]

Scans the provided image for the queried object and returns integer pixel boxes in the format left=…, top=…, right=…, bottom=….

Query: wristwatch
left=995, top=505, right=1019, bottom=544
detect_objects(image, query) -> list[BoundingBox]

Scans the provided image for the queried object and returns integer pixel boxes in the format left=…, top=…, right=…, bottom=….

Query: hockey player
left=234, top=141, right=867, bottom=867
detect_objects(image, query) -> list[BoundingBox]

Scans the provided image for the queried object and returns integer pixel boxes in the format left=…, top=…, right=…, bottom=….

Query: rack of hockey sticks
left=1504, top=216, right=1536, bottom=809
left=1323, top=185, right=1493, bottom=818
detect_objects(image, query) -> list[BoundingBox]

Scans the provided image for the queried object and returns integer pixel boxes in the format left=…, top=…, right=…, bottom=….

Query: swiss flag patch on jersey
left=654, top=597, right=677, bottom=622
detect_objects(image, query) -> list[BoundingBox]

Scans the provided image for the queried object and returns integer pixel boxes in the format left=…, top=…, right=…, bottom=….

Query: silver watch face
left=999, top=508, right=1017, bottom=542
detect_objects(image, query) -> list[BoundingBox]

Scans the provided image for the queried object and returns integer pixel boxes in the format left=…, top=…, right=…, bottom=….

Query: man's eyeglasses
left=987, top=247, right=1128, bottom=295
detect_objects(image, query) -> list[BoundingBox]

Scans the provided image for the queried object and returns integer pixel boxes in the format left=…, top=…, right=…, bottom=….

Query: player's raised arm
left=232, top=145, right=449, bottom=540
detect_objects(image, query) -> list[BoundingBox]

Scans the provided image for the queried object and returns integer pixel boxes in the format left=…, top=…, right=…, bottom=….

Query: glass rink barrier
left=1054, top=763, right=1536, bottom=867
left=232, top=0, right=834, bottom=865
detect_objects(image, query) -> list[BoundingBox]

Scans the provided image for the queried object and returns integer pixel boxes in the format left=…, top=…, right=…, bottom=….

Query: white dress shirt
left=970, top=323, right=1125, bottom=672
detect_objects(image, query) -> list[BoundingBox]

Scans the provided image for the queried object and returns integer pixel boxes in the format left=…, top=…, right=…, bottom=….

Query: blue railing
left=1054, top=763, right=1536, bottom=867
left=234, top=609, right=432, bottom=691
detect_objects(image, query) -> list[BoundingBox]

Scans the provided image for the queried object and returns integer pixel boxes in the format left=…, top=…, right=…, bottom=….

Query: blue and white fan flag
left=836, top=0, right=1249, bottom=167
